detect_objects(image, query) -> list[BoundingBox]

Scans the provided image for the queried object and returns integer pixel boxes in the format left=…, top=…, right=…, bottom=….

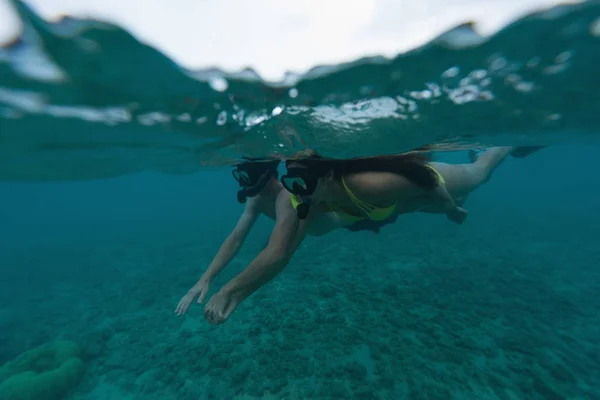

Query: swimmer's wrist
left=220, top=279, right=243, bottom=296
left=221, top=274, right=260, bottom=300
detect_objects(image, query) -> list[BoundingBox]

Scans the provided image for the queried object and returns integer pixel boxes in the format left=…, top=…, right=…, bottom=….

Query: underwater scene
left=1, top=0, right=600, bottom=399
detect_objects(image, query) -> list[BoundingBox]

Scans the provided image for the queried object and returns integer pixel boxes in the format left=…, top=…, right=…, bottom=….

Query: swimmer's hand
left=175, top=278, right=210, bottom=316
left=446, top=206, right=468, bottom=225
left=204, top=289, right=242, bottom=324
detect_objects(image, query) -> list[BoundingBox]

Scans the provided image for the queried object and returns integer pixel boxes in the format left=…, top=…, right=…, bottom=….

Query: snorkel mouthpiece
left=296, top=198, right=310, bottom=219
left=297, top=203, right=309, bottom=219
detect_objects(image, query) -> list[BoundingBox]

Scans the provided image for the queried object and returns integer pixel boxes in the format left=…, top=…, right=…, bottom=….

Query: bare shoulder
left=275, top=189, right=292, bottom=206
left=274, top=190, right=297, bottom=216
left=344, top=171, right=421, bottom=200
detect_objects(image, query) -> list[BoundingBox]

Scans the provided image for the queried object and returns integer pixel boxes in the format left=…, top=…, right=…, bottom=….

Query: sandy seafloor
left=1, top=147, right=599, bottom=400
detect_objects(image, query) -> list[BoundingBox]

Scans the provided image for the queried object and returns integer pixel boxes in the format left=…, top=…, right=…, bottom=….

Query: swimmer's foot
left=447, top=206, right=468, bottom=225
left=510, top=146, right=547, bottom=158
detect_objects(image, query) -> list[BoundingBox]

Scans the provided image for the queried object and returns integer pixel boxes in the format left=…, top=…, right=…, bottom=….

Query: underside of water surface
left=1, top=0, right=600, bottom=181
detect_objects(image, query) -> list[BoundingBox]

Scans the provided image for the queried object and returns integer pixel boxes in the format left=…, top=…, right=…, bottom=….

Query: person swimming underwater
left=194, top=146, right=545, bottom=324
left=174, top=157, right=386, bottom=320
left=175, top=159, right=283, bottom=316
left=280, top=147, right=525, bottom=227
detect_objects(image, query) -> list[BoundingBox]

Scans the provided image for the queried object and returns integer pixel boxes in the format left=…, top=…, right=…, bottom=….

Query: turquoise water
left=1, top=0, right=600, bottom=399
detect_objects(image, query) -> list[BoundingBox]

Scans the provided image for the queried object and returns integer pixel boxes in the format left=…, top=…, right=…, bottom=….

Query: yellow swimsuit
left=290, top=177, right=396, bottom=223
left=290, top=164, right=445, bottom=222
left=428, top=163, right=446, bottom=186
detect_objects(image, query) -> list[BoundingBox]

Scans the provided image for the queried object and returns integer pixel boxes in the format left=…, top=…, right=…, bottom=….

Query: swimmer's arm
left=433, top=184, right=458, bottom=211
left=219, top=195, right=306, bottom=300
left=198, top=198, right=260, bottom=282
left=412, top=184, right=467, bottom=224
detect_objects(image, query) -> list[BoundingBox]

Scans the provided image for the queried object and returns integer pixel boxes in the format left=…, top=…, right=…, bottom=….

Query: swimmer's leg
left=467, top=146, right=513, bottom=185
left=510, top=145, right=547, bottom=158
left=468, top=145, right=545, bottom=185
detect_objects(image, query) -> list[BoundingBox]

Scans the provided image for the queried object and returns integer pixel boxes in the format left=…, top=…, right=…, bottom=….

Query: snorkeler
left=175, top=157, right=350, bottom=321
left=282, top=147, right=521, bottom=224
left=175, top=157, right=396, bottom=320
left=174, top=159, right=287, bottom=317
left=198, top=146, right=543, bottom=324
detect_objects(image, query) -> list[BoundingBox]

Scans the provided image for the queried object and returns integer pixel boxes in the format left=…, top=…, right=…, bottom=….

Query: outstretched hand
left=175, top=279, right=210, bottom=316
left=447, top=206, right=468, bottom=225
left=204, top=290, right=242, bottom=324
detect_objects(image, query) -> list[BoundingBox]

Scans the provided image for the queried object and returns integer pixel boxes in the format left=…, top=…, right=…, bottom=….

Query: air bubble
left=543, top=64, right=567, bottom=75
left=426, top=83, right=442, bottom=97
left=177, top=113, right=191, bottom=122
left=272, top=106, right=283, bottom=116
left=489, top=57, right=507, bottom=71
left=247, top=114, right=267, bottom=127
left=526, top=57, right=541, bottom=68
left=216, top=111, right=227, bottom=126
left=209, top=77, right=228, bottom=92
left=469, top=69, right=487, bottom=80
left=137, top=115, right=155, bottom=126
left=505, top=74, right=521, bottom=84
left=547, top=113, right=562, bottom=121
left=396, top=96, right=409, bottom=104
left=407, top=100, right=418, bottom=113
left=515, top=82, right=534, bottom=93
left=105, top=108, right=131, bottom=123
left=442, top=67, right=459, bottom=79
left=555, top=51, right=572, bottom=63
left=478, top=91, right=495, bottom=101
left=288, top=88, right=298, bottom=98
left=448, top=85, right=480, bottom=105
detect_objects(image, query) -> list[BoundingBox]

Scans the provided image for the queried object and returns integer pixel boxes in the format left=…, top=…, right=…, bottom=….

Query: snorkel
left=296, top=199, right=311, bottom=219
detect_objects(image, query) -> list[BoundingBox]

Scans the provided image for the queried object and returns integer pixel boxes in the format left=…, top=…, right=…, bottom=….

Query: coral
left=0, top=340, right=84, bottom=400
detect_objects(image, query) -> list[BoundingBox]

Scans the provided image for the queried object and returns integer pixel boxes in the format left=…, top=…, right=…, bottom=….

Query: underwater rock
left=0, top=340, right=84, bottom=400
